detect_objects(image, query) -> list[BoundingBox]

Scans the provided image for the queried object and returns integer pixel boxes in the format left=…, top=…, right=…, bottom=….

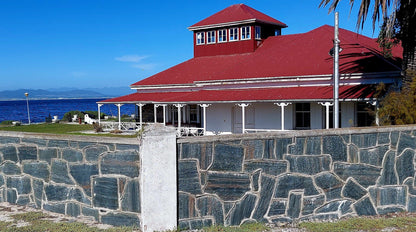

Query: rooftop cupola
left=188, top=4, right=287, bottom=57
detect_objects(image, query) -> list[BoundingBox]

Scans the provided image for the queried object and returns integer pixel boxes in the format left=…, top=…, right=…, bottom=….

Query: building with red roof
left=100, top=4, right=402, bottom=135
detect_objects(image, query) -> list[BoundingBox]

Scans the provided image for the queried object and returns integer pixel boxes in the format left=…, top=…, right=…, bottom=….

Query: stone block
left=6, top=176, right=31, bottom=194
left=404, top=178, right=416, bottom=195
left=179, top=193, right=197, bottom=219
left=23, top=161, right=50, bottom=181
left=301, top=213, right=339, bottom=221
left=66, top=202, right=81, bottom=217
left=21, top=138, right=47, bottom=146
left=62, top=148, right=83, bottom=162
left=43, top=203, right=65, bottom=214
left=342, top=178, right=367, bottom=200
left=178, top=159, right=202, bottom=195
left=205, top=172, right=250, bottom=201
left=359, top=145, right=390, bottom=166
left=302, top=194, right=325, bottom=215
left=269, top=217, right=293, bottom=224
left=45, top=184, right=69, bottom=201
left=38, top=148, right=58, bottom=164
left=211, top=143, right=244, bottom=172
left=0, top=145, right=18, bottom=162
left=287, top=191, right=303, bottom=219
left=396, top=149, right=415, bottom=184
left=377, top=132, right=390, bottom=145
left=82, top=206, right=99, bottom=221
left=315, top=200, right=353, bottom=215
left=305, top=136, right=322, bottom=155
left=275, top=138, right=292, bottom=159
left=181, top=143, right=213, bottom=170
left=51, top=159, right=74, bottom=185
left=408, top=195, right=416, bottom=212
left=32, top=179, right=44, bottom=208
left=6, top=189, right=17, bottom=203
left=263, top=139, right=275, bottom=159
left=197, top=195, right=224, bottom=225
left=226, top=193, right=257, bottom=226
left=288, top=137, right=305, bottom=155
left=286, top=154, right=331, bottom=175
left=252, top=175, right=275, bottom=220
left=397, top=133, right=416, bottom=155
left=353, top=196, right=377, bottom=216
left=17, top=145, right=37, bottom=161
left=377, top=206, right=405, bottom=215
left=84, top=145, right=108, bottom=161
left=115, top=144, right=140, bottom=151
left=78, top=141, right=98, bottom=149
left=378, top=150, right=399, bottom=185
left=92, top=176, right=119, bottom=210
left=243, top=140, right=263, bottom=160
left=188, top=218, right=213, bottom=230
left=178, top=220, right=190, bottom=230
left=0, top=136, right=20, bottom=144
left=334, top=162, right=381, bottom=187
left=369, top=186, right=407, bottom=207
left=69, top=188, right=91, bottom=205
left=69, top=163, right=98, bottom=196
left=100, top=212, right=140, bottom=227
left=323, top=135, right=347, bottom=161
left=100, top=150, right=139, bottom=178
left=391, top=131, right=400, bottom=147
left=1, top=161, right=21, bottom=175
left=314, top=172, right=343, bottom=200
left=268, top=200, right=287, bottom=216
left=0, top=175, right=4, bottom=186
left=274, top=173, right=319, bottom=198
left=348, top=144, right=359, bottom=163
left=121, top=178, right=140, bottom=213
left=48, top=140, right=69, bottom=148
left=252, top=170, right=260, bottom=191
left=244, top=159, right=287, bottom=176
left=17, top=195, right=31, bottom=205
left=351, top=133, right=377, bottom=148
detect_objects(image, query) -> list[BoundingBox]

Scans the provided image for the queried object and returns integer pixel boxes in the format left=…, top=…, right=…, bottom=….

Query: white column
left=319, top=102, right=333, bottom=129
left=97, top=104, right=103, bottom=124
left=274, top=103, right=291, bottom=131
left=154, top=104, right=160, bottom=123
left=175, top=104, right=185, bottom=134
left=237, top=103, right=250, bottom=133
left=199, top=104, right=211, bottom=135
left=161, top=104, right=167, bottom=125
left=136, top=103, right=145, bottom=130
left=116, top=104, right=123, bottom=130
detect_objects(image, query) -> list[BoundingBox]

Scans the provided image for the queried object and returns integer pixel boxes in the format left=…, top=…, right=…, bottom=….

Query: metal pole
left=334, top=12, right=340, bottom=128
left=25, top=92, right=30, bottom=125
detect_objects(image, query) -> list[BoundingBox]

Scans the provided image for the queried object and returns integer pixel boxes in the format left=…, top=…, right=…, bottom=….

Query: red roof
left=189, top=4, right=287, bottom=29
left=101, top=85, right=378, bottom=104
left=132, top=25, right=402, bottom=87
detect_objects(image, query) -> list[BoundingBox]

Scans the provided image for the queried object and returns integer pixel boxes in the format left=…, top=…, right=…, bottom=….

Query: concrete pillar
left=199, top=104, right=211, bottom=135
left=140, top=124, right=177, bottom=232
left=237, top=103, right=250, bottom=133
left=97, top=104, right=103, bottom=124
left=175, top=104, right=185, bottom=135
left=154, top=104, right=160, bottom=123
left=161, top=104, right=167, bottom=125
left=319, top=102, right=333, bottom=129
left=137, top=104, right=145, bottom=130
left=274, top=103, right=291, bottom=130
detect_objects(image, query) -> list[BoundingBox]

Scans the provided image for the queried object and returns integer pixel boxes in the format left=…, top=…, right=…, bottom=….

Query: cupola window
left=207, top=31, right=216, bottom=44
left=241, top=26, right=250, bottom=40
left=229, top=28, right=239, bottom=41
left=255, top=26, right=261, bottom=39
left=196, top=32, right=205, bottom=45
left=218, top=29, right=227, bottom=42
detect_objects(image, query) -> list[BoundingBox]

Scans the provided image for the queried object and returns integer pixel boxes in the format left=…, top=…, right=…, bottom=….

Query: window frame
left=229, top=27, right=239, bottom=41
left=218, top=29, right=227, bottom=43
left=207, top=30, right=216, bottom=44
left=294, top=103, right=311, bottom=130
left=196, top=32, right=205, bottom=45
left=241, top=26, right=251, bottom=40
left=255, top=26, right=261, bottom=40
left=356, top=102, right=375, bottom=127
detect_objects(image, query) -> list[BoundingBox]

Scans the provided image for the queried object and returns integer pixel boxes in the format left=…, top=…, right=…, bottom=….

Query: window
left=241, top=26, right=250, bottom=40
left=357, top=102, right=375, bottom=127
left=275, top=29, right=281, bottom=36
left=295, top=103, right=311, bottom=129
left=196, top=32, right=205, bottom=45
left=229, top=27, right=239, bottom=41
left=207, top=31, right=216, bottom=44
left=255, top=26, right=261, bottom=39
left=218, top=29, right=227, bottom=42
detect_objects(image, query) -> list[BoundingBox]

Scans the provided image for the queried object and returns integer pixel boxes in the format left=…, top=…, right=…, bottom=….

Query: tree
left=319, top=0, right=416, bottom=74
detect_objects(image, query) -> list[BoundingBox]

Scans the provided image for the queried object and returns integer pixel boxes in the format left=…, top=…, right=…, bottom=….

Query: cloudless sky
left=0, top=0, right=382, bottom=92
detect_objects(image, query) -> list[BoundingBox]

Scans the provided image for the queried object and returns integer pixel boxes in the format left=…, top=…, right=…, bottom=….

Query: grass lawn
left=0, top=123, right=137, bottom=138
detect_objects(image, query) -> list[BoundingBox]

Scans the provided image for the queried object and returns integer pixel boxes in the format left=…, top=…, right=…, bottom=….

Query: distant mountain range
left=0, top=87, right=134, bottom=100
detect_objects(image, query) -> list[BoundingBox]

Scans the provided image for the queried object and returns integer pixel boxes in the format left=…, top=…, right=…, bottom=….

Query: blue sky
left=0, top=0, right=382, bottom=92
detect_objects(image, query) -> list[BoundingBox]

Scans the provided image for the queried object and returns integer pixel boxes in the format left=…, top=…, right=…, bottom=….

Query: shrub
left=62, top=111, right=84, bottom=122
left=0, top=120, right=14, bottom=125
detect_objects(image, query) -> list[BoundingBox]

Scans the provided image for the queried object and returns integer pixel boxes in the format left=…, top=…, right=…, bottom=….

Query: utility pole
left=333, top=12, right=340, bottom=128
left=25, top=92, right=31, bottom=125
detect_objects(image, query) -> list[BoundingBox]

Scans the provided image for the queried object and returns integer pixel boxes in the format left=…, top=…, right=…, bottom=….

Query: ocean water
left=0, top=98, right=135, bottom=123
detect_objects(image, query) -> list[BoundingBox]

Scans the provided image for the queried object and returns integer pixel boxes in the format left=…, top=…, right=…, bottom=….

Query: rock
left=244, top=159, right=287, bottom=176
left=92, top=176, right=119, bottom=210
left=378, top=150, right=399, bottom=185
left=51, top=159, right=74, bottom=185
left=287, top=191, right=303, bottom=218
left=62, top=148, right=83, bottom=162
left=243, top=140, right=264, bottom=160
left=274, top=173, right=319, bottom=198
left=181, top=142, right=213, bottom=170
left=84, top=145, right=108, bottom=161
left=351, top=133, right=377, bottom=148
left=323, top=135, right=347, bottom=161
left=396, top=149, right=415, bottom=184
left=353, top=196, right=377, bottom=216
left=302, top=194, right=325, bottom=215
left=1, top=161, right=21, bottom=175
left=211, top=143, right=244, bottom=172
left=120, top=179, right=141, bottom=213
left=178, top=159, right=202, bottom=195
left=17, top=145, right=37, bottom=161
left=359, top=145, right=390, bottom=166
left=100, top=150, right=139, bottom=178
left=314, top=172, right=343, bottom=200
left=6, top=176, right=31, bottom=194
left=179, top=193, right=197, bottom=219
left=369, top=186, right=407, bottom=207
left=100, top=212, right=140, bottom=227
left=286, top=154, right=331, bottom=175
left=397, top=133, right=416, bottom=155
left=23, top=161, right=50, bottom=181
left=342, top=178, right=367, bottom=200
left=197, top=195, right=224, bottom=225
left=226, top=193, right=257, bottom=226
left=69, top=163, right=98, bottom=197
left=45, top=184, right=69, bottom=201
left=66, top=202, right=80, bottom=217
left=38, top=148, right=58, bottom=164
left=205, top=172, right=250, bottom=201
left=333, top=162, right=381, bottom=187
left=268, top=200, right=287, bottom=216
left=252, top=175, right=275, bottom=220
left=0, top=145, right=18, bottom=162
left=43, top=203, right=66, bottom=214
left=315, top=200, right=353, bottom=215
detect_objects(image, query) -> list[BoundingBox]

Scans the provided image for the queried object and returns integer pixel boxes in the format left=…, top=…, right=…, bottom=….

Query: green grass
left=0, top=212, right=138, bottom=232
left=299, top=214, right=416, bottom=232
left=202, top=222, right=270, bottom=232
left=0, top=123, right=137, bottom=138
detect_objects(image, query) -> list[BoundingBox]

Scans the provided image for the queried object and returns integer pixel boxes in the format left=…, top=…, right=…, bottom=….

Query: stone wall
left=177, top=126, right=416, bottom=230
left=0, top=131, right=141, bottom=227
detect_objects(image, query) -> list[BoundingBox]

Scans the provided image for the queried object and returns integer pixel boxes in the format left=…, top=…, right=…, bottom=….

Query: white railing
left=178, top=127, right=205, bottom=137
left=244, top=129, right=285, bottom=133
left=100, top=121, right=142, bottom=131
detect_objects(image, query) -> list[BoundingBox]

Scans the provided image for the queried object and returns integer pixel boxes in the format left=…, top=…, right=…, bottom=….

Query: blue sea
left=0, top=98, right=135, bottom=123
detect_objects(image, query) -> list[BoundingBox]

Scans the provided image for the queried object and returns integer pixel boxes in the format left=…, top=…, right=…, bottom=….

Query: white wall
left=253, top=103, right=280, bottom=130
left=206, top=104, right=233, bottom=133
left=311, top=103, right=323, bottom=129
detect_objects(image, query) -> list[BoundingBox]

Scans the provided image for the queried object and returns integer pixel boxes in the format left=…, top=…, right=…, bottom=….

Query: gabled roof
left=132, top=25, right=402, bottom=87
left=189, top=4, right=287, bottom=30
